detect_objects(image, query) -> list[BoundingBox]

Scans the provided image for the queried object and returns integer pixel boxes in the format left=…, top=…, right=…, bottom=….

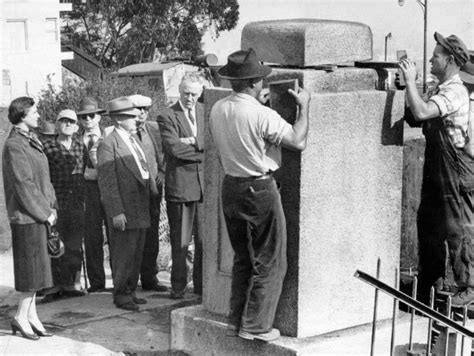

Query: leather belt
left=226, top=172, right=273, bottom=182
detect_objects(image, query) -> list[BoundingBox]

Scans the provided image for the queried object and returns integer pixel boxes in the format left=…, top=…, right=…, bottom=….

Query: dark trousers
left=166, top=201, right=203, bottom=295
left=140, top=184, right=163, bottom=287
left=51, top=207, right=84, bottom=290
left=222, top=176, right=287, bottom=334
left=108, top=227, right=146, bottom=305
left=84, top=180, right=109, bottom=289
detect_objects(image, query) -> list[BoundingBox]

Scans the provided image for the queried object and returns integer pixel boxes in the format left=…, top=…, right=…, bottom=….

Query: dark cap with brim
left=434, top=32, right=469, bottom=67
left=38, top=120, right=56, bottom=136
left=460, top=50, right=474, bottom=85
left=77, top=97, right=106, bottom=116
left=218, top=48, right=272, bottom=80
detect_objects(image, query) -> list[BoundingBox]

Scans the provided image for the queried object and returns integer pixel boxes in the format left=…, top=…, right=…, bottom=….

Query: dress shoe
left=116, top=301, right=139, bottom=311
left=170, top=291, right=185, bottom=300
left=11, top=319, right=40, bottom=340
left=62, top=289, right=87, bottom=298
left=87, top=286, right=106, bottom=293
left=41, top=292, right=62, bottom=304
left=133, top=297, right=147, bottom=305
left=30, top=323, right=53, bottom=337
left=142, top=283, right=169, bottom=292
left=238, top=328, right=281, bottom=342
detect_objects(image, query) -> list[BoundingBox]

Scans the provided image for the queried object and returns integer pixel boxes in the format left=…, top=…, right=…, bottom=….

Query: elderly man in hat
left=77, top=97, right=110, bottom=293
left=157, top=72, right=205, bottom=299
left=128, top=94, right=167, bottom=292
left=42, top=109, right=86, bottom=302
left=209, top=48, right=310, bottom=341
left=399, top=32, right=473, bottom=306
left=97, top=97, right=155, bottom=311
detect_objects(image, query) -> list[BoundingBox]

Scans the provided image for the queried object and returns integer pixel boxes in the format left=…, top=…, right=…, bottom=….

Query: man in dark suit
left=157, top=72, right=204, bottom=299
left=97, top=96, right=155, bottom=311
left=129, top=94, right=168, bottom=292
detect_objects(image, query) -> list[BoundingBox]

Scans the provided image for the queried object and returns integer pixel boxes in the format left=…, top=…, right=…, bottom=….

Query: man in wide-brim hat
left=97, top=96, right=156, bottom=311
left=77, top=97, right=110, bottom=294
left=209, top=48, right=310, bottom=341
left=399, top=33, right=474, bottom=306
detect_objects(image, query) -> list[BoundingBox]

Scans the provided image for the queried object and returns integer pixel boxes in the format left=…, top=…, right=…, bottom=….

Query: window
left=45, top=18, right=58, bottom=43
left=6, top=19, right=28, bottom=52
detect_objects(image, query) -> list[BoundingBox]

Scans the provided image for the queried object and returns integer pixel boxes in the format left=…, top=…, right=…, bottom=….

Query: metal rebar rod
left=461, top=305, right=468, bottom=356
left=444, top=296, right=452, bottom=356
left=370, top=258, right=381, bottom=356
left=409, top=276, right=418, bottom=349
left=427, top=287, right=435, bottom=355
left=354, top=271, right=474, bottom=338
left=390, top=268, right=399, bottom=356
left=426, top=287, right=434, bottom=355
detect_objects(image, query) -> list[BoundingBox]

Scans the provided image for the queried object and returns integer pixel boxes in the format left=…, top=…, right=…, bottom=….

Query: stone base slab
left=171, top=305, right=443, bottom=355
left=241, top=19, right=372, bottom=67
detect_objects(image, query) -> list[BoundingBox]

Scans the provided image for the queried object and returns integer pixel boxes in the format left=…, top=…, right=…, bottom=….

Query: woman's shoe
left=11, top=319, right=40, bottom=340
left=30, top=323, right=54, bottom=337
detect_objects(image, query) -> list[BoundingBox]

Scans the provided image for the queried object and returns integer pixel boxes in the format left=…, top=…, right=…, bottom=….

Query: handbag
left=46, top=222, right=65, bottom=258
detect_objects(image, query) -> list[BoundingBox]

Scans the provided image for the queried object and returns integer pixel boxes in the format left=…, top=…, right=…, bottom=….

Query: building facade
left=1, top=0, right=73, bottom=106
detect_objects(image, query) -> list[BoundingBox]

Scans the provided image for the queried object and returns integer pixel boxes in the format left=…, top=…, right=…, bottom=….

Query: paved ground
left=0, top=250, right=197, bottom=355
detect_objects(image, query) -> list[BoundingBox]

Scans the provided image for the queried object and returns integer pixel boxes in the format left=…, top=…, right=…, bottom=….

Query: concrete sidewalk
left=0, top=250, right=197, bottom=355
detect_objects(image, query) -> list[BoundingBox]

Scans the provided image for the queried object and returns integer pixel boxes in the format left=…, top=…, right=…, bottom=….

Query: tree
left=64, top=0, right=239, bottom=69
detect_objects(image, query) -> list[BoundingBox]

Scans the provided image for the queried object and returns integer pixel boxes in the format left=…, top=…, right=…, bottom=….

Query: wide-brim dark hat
left=77, top=97, right=105, bottom=116
left=434, top=32, right=469, bottom=67
left=460, top=50, right=474, bottom=84
left=38, top=120, right=56, bottom=136
left=218, top=48, right=272, bottom=80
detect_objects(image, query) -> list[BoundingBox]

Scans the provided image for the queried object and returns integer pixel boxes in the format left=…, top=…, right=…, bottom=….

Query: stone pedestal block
left=201, top=81, right=405, bottom=338
left=241, top=19, right=372, bottom=67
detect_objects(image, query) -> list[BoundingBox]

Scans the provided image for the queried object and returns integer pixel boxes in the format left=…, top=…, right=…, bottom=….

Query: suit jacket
left=97, top=129, right=151, bottom=229
left=2, top=128, right=57, bottom=224
left=157, top=102, right=204, bottom=203
left=139, top=120, right=165, bottom=187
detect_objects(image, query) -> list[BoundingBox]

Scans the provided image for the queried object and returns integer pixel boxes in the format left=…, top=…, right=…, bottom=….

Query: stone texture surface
left=201, top=82, right=405, bottom=338
left=171, top=305, right=435, bottom=356
left=241, top=19, right=372, bottom=67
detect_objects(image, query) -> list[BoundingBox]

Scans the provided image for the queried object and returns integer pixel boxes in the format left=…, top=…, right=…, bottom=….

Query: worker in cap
left=97, top=96, right=157, bottom=311
left=128, top=94, right=168, bottom=292
left=399, top=33, right=474, bottom=306
left=42, top=108, right=86, bottom=302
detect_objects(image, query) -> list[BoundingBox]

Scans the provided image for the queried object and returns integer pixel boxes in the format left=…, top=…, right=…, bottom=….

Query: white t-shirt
left=210, top=92, right=292, bottom=177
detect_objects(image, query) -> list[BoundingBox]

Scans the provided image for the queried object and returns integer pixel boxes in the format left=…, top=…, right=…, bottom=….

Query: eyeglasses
left=58, top=118, right=77, bottom=124
left=79, top=113, right=97, bottom=120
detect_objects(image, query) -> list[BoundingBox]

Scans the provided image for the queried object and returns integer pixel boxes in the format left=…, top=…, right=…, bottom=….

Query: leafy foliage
left=64, top=0, right=239, bottom=69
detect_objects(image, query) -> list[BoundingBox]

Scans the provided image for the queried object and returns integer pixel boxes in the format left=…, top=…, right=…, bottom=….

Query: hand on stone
left=289, top=87, right=310, bottom=108
left=180, top=137, right=196, bottom=145
left=113, top=213, right=127, bottom=231
left=398, top=59, right=417, bottom=84
left=257, top=88, right=270, bottom=105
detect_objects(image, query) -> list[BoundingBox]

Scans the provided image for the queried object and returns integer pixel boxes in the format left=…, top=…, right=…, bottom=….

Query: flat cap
left=106, top=97, right=141, bottom=117
left=128, top=94, right=152, bottom=108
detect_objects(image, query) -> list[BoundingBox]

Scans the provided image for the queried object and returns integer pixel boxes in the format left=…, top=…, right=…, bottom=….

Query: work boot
left=450, top=287, right=474, bottom=307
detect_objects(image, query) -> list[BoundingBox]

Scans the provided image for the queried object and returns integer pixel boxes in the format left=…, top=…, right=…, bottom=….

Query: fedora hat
left=434, top=32, right=469, bottom=67
left=38, top=120, right=56, bottom=136
left=218, top=48, right=272, bottom=80
left=460, top=50, right=474, bottom=85
left=106, top=97, right=141, bottom=117
left=56, top=109, right=78, bottom=122
left=77, top=97, right=105, bottom=116
left=128, top=94, right=152, bottom=108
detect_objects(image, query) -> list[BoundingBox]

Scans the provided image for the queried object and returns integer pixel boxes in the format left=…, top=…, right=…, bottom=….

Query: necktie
left=188, top=109, right=195, bottom=125
left=87, top=134, right=96, bottom=150
left=136, top=126, right=144, bottom=141
left=129, top=135, right=149, bottom=173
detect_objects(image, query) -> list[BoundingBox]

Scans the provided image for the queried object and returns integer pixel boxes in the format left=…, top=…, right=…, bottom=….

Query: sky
left=202, top=0, right=474, bottom=66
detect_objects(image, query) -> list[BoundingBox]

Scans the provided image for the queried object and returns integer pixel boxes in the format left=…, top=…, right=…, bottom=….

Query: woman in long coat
left=2, top=96, right=57, bottom=339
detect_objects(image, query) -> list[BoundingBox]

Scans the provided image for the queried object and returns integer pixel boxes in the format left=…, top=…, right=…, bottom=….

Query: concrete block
left=201, top=87, right=405, bottom=338
left=241, top=19, right=373, bottom=67
left=266, top=67, right=378, bottom=93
